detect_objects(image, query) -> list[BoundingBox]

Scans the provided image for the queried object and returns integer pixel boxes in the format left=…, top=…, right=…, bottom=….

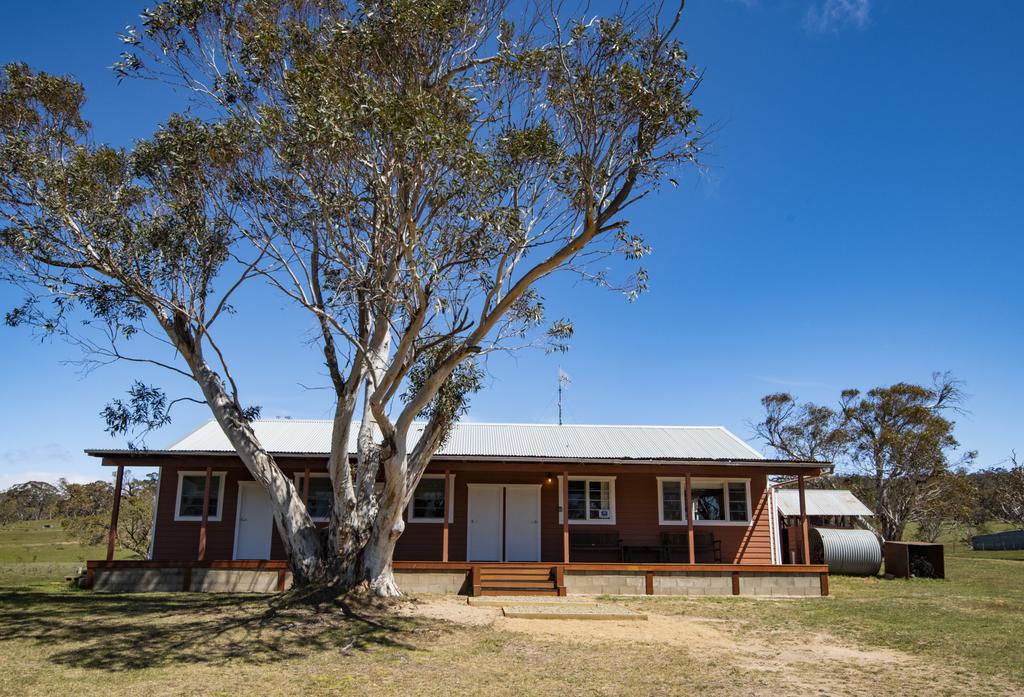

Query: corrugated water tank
left=809, top=527, right=882, bottom=576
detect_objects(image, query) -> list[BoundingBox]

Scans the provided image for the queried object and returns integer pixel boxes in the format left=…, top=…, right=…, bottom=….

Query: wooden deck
left=85, top=559, right=830, bottom=596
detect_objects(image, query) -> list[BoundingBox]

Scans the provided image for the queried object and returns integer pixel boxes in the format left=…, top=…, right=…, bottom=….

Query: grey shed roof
left=164, top=420, right=767, bottom=461
left=775, top=489, right=874, bottom=517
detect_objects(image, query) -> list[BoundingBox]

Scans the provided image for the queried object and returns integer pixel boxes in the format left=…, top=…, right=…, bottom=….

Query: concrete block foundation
left=394, top=570, right=470, bottom=594
left=191, top=569, right=291, bottom=593
left=652, top=571, right=733, bottom=596
left=92, top=568, right=185, bottom=592
left=563, top=571, right=646, bottom=595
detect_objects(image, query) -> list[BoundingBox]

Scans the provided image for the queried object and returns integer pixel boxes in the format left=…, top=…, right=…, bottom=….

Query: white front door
left=504, top=486, right=541, bottom=562
left=467, top=485, right=503, bottom=561
left=234, top=482, right=274, bottom=559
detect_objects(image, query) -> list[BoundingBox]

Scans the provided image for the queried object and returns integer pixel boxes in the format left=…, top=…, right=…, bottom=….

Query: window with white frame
left=657, top=478, right=750, bottom=524
left=407, top=474, right=454, bottom=523
left=175, top=471, right=225, bottom=521
left=559, top=476, right=616, bottom=524
left=660, top=479, right=684, bottom=522
left=294, top=473, right=333, bottom=521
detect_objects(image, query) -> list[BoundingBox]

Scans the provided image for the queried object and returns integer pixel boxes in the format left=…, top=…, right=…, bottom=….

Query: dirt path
left=400, top=595, right=1011, bottom=697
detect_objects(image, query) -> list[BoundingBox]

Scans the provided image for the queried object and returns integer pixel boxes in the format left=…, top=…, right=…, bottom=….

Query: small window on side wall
left=175, top=472, right=224, bottom=521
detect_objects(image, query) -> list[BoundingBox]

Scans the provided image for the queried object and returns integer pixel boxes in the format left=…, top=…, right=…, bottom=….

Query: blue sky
left=1, top=0, right=1022, bottom=488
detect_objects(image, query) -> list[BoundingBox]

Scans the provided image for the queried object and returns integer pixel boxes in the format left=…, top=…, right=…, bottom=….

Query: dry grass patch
left=1, top=548, right=1021, bottom=697
left=401, top=594, right=1005, bottom=697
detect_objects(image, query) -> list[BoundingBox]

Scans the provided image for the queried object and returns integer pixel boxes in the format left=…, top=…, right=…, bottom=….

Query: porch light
left=545, top=474, right=553, bottom=485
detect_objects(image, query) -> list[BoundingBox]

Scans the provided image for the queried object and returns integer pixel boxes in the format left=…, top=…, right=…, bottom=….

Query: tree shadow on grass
left=0, top=587, right=432, bottom=672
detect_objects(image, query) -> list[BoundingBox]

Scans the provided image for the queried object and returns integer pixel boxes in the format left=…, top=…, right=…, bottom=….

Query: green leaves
left=0, top=62, right=88, bottom=140
left=102, top=381, right=173, bottom=443
left=758, top=374, right=973, bottom=540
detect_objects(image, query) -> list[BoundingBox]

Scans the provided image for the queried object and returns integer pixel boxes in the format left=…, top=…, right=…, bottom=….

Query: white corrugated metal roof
left=775, top=489, right=874, bottom=517
left=161, top=419, right=767, bottom=461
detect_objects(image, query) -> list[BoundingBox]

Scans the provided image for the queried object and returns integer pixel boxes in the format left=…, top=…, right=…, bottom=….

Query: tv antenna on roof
left=558, top=368, right=571, bottom=426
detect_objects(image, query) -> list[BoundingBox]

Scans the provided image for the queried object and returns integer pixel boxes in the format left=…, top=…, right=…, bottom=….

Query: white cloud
left=802, top=0, right=870, bottom=33
left=0, top=470, right=98, bottom=491
left=0, top=443, right=111, bottom=490
left=0, top=443, right=74, bottom=467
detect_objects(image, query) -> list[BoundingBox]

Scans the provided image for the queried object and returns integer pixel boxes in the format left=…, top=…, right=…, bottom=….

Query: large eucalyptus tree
left=1, top=0, right=702, bottom=594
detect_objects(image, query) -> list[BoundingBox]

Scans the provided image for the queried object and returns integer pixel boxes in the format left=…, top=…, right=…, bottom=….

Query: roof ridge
left=232, top=419, right=732, bottom=429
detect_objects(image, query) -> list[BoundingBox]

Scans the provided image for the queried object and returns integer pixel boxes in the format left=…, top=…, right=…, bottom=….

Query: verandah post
left=685, top=473, right=695, bottom=564
left=798, top=474, right=810, bottom=564
left=106, top=464, right=125, bottom=561
left=442, top=469, right=450, bottom=563
left=198, top=466, right=212, bottom=561
left=302, top=465, right=310, bottom=507
left=562, top=471, right=570, bottom=563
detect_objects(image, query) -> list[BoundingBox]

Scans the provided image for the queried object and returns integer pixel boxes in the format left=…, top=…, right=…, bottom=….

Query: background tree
left=912, top=469, right=978, bottom=543
left=841, top=374, right=976, bottom=541
left=754, top=373, right=976, bottom=541
left=0, top=481, right=61, bottom=523
left=57, top=472, right=156, bottom=557
left=752, top=393, right=850, bottom=462
left=56, top=479, right=114, bottom=519
left=988, top=452, right=1024, bottom=528
left=2, top=1, right=702, bottom=594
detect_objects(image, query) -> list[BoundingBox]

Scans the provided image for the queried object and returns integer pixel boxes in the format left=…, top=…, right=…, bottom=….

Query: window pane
left=728, top=483, right=748, bottom=521
left=567, top=480, right=586, bottom=520
left=588, top=480, right=611, bottom=520
left=178, top=475, right=219, bottom=518
left=304, top=477, right=333, bottom=520
left=413, top=478, right=446, bottom=519
left=662, top=481, right=683, bottom=521
left=692, top=487, right=724, bottom=521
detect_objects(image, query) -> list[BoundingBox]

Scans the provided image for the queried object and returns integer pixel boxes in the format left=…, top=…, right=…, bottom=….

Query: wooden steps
left=474, top=565, right=562, bottom=596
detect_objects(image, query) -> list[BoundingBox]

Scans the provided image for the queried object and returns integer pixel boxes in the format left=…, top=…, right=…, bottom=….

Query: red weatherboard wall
left=149, top=458, right=776, bottom=564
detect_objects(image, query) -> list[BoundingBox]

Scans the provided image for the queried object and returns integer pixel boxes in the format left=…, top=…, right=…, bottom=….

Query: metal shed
left=971, top=529, right=1024, bottom=551
left=775, top=489, right=874, bottom=518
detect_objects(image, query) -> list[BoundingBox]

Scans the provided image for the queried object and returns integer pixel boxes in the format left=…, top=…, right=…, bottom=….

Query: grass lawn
left=0, top=521, right=1021, bottom=696
left=0, top=519, right=131, bottom=585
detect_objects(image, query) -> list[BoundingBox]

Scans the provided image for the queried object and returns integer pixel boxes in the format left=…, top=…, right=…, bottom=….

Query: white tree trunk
left=188, top=359, right=325, bottom=582
left=363, top=499, right=405, bottom=596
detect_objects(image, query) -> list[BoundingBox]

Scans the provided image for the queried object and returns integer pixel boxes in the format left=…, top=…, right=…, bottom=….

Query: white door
left=234, top=482, right=274, bottom=559
left=467, top=485, right=503, bottom=561
left=504, top=486, right=541, bottom=562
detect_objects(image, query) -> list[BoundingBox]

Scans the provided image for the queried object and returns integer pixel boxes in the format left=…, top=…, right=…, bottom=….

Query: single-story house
left=85, top=420, right=832, bottom=596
